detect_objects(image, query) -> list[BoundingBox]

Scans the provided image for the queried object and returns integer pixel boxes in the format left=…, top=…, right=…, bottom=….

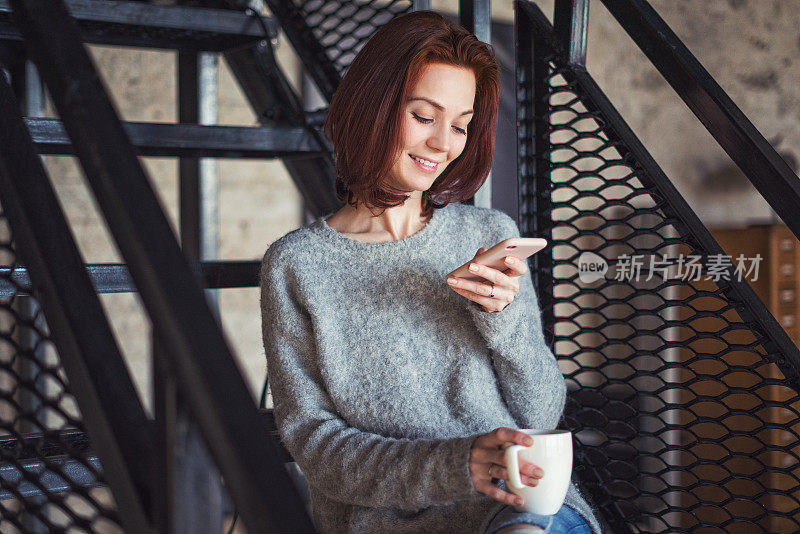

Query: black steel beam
left=178, top=51, right=204, bottom=261
left=0, top=261, right=261, bottom=297
left=196, top=1, right=341, bottom=217
left=262, top=0, right=340, bottom=102
left=598, top=0, right=800, bottom=243
left=459, top=0, right=491, bottom=43
left=0, top=69, right=153, bottom=534
left=228, top=0, right=343, bottom=230
left=553, top=0, right=588, bottom=66
left=17, top=72, right=52, bottom=533
left=0, top=0, right=276, bottom=51
left=460, top=0, right=492, bottom=207
left=222, top=29, right=341, bottom=218
left=10, top=1, right=316, bottom=531
left=24, top=117, right=321, bottom=158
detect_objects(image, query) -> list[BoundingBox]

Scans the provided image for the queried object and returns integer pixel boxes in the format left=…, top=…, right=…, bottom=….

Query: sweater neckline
left=316, top=203, right=449, bottom=251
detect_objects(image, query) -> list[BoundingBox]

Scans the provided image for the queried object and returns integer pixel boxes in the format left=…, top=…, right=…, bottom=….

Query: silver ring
left=489, top=284, right=495, bottom=298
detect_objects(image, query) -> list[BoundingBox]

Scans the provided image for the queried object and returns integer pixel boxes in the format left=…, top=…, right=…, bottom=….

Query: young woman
left=260, top=10, right=601, bottom=534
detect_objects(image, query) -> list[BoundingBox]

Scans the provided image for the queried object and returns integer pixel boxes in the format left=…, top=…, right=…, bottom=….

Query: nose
left=426, top=123, right=451, bottom=154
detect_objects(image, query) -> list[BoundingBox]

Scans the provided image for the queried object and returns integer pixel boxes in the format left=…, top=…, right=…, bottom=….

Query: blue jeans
left=484, top=503, right=592, bottom=534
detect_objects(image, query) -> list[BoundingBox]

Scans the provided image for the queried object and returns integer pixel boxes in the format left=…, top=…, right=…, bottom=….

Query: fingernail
left=446, top=278, right=457, bottom=285
left=524, top=437, right=533, bottom=446
left=516, top=498, right=524, bottom=506
left=534, top=468, right=544, bottom=477
left=468, top=263, right=478, bottom=272
left=505, top=257, right=515, bottom=264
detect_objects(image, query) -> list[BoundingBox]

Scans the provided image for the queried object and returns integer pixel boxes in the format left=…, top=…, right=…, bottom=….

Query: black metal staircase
left=519, top=1, right=800, bottom=532
left=0, top=0, right=797, bottom=532
left=0, top=0, right=329, bottom=532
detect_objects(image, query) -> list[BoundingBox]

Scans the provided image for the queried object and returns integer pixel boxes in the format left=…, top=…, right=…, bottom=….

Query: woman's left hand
left=446, top=247, right=528, bottom=313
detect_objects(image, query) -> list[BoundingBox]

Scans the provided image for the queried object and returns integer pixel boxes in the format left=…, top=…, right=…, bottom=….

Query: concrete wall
left=37, top=0, right=799, bottom=417
left=584, top=0, right=800, bottom=229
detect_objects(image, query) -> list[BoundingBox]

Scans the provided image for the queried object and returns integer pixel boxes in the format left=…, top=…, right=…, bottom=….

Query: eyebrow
left=407, top=96, right=474, bottom=116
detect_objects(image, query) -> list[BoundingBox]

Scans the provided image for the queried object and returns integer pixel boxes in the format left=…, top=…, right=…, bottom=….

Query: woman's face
left=387, top=63, right=476, bottom=197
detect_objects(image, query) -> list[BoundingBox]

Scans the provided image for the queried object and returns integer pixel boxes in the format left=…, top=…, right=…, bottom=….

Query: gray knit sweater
left=259, top=201, right=602, bottom=534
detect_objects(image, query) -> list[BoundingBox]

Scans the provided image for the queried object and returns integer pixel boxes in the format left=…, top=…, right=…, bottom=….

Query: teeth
left=411, top=155, right=436, bottom=167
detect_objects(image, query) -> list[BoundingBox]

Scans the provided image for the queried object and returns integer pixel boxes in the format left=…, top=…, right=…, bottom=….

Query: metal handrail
left=597, top=0, right=800, bottom=243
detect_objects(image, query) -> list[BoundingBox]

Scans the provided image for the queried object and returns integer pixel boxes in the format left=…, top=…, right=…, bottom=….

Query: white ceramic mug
left=504, top=429, right=573, bottom=515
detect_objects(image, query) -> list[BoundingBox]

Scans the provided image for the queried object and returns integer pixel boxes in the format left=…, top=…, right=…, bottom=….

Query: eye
left=412, top=112, right=433, bottom=124
left=413, top=113, right=468, bottom=135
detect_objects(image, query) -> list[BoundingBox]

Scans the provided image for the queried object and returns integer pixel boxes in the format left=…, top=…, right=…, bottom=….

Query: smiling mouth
left=409, top=154, right=440, bottom=171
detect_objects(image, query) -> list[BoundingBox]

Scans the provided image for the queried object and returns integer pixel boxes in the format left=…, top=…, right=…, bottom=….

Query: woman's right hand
left=469, top=427, right=545, bottom=506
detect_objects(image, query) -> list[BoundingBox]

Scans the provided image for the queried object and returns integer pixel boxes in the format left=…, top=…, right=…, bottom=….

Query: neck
left=342, top=194, right=429, bottom=241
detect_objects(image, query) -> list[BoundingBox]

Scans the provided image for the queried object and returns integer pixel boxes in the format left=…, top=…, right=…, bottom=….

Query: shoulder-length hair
left=323, top=10, right=499, bottom=220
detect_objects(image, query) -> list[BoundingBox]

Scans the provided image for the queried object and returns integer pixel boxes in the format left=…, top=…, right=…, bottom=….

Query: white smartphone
left=447, top=237, right=548, bottom=282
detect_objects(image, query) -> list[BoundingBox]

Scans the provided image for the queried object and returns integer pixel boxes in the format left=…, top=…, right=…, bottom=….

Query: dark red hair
left=323, top=10, right=500, bottom=219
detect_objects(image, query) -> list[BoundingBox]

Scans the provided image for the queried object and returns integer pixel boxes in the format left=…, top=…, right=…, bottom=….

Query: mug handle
left=504, top=445, right=526, bottom=491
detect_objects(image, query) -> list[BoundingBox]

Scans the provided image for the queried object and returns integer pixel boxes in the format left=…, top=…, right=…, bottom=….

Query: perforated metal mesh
left=520, top=48, right=800, bottom=533
left=296, top=0, right=412, bottom=76
left=0, top=211, right=121, bottom=533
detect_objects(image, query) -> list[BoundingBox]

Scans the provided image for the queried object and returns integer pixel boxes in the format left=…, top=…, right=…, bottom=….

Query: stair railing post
left=14, top=57, right=49, bottom=534
left=151, top=48, right=225, bottom=534
left=460, top=0, right=493, bottom=208
left=553, top=0, right=589, bottom=68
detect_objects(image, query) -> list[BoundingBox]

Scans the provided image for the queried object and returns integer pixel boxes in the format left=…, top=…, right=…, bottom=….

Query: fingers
left=469, top=428, right=550, bottom=507
left=482, top=447, right=545, bottom=481
left=502, top=255, right=528, bottom=276
left=469, top=260, right=517, bottom=287
left=445, top=256, right=526, bottom=312
left=446, top=264, right=516, bottom=303
left=458, top=261, right=521, bottom=295
left=473, top=477, right=526, bottom=507
left=448, top=283, right=511, bottom=313
left=449, top=279, right=507, bottom=300
left=473, top=429, right=545, bottom=478
left=488, top=462, right=543, bottom=487
left=479, top=427, right=534, bottom=449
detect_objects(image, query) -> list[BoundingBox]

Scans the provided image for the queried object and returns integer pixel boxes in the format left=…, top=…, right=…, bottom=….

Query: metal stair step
left=25, top=117, right=322, bottom=158
left=0, top=0, right=277, bottom=51
left=0, top=409, right=289, bottom=501
left=0, top=260, right=261, bottom=297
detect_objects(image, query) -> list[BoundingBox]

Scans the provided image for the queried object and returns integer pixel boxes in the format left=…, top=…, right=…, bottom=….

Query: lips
left=410, top=155, right=442, bottom=164
left=409, top=154, right=440, bottom=173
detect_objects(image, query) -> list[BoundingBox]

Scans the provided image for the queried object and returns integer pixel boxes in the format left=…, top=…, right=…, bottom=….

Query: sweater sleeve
left=260, top=244, right=484, bottom=512
left=466, top=212, right=567, bottom=430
